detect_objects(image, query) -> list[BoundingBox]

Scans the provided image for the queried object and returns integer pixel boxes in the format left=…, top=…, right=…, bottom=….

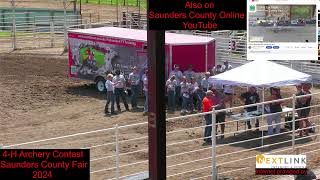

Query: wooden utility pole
left=147, top=0, right=166, bottom=179
left=11, top=0, right=16, bottom=50
left=147, top=30, right=166, bottom=180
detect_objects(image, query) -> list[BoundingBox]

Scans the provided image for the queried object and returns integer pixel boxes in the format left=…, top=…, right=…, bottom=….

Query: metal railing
left=0, top=11, right=148, bottom=51
left=2, top=91, right=320, bottom=179
left=120, top=12, right=147, bottom=29
left=0, top=13, right=117, bottom=51
left=165, top=92, right=320, bottom=179
left=0, top=14, right=80, bottom=50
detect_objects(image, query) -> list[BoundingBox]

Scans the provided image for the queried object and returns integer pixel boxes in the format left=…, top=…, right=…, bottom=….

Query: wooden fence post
left=50, top=21, right=54, bottom=48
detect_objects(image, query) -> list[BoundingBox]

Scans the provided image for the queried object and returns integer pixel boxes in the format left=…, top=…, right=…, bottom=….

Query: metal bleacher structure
left=118, top=11, right=147, bottom=29
left=190, top=30, right=320, bottom=84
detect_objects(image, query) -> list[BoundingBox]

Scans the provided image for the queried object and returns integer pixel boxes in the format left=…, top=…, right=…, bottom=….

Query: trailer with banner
left=68, top=27, right=215, bottom=92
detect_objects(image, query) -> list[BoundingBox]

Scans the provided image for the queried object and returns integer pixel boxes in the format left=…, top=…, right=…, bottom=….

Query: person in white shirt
left=212, top=64, right=223, bottom=75
left=166, top=75, right=177, bottom=112
left=195, top=84, right=206, bottom=111
left=105, top=74, right=116, bottom=115
left=201, top=72, right=211, bottom=91
left=180, top=76, right=190, bottom=115
left=222, top=61, right=233, bottom=110
left=221, top=61, right=233, bottom=73
left=170, top=64, right=183, bottom=107
left=183, top=64, right=195, bottom=80
left=113, top=69, right=129, bottom=112
left=142, top=68, right=148, bottom=115
left=181, top=77, right=196, bottom=115
left=215, top=83, right=224, bottom=93
left=223, top=84, right=234, bottom=112
left=190, top=77, right=199, bottom=113
left=128, top=66, right=141, bottom=110
left=170, top=64, right=183, bottom=80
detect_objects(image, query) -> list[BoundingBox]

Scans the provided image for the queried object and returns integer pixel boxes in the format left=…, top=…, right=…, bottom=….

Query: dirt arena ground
left=1, top=53, right=320, bottom=180
left=2, top=1, right=319, bottom=180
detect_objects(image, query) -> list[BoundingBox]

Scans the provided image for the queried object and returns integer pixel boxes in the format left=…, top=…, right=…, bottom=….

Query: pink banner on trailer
left=68, top=33, right=145, bottom=48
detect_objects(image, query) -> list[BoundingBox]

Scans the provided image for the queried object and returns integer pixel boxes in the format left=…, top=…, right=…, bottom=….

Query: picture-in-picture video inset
left=247, top=0, right=318, bottom=60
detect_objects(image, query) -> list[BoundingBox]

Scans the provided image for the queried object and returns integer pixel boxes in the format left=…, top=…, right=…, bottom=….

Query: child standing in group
left=142, top=68, right=149, bottom=116
left=166, top=75, right=177, bottom=113
left=195, top=85, right=206, bottom=112
left=105, top=74, right=117, bottom=115
left=190, top=77, right=199, bottom=113
left=180, top=76, right=190, bottom=115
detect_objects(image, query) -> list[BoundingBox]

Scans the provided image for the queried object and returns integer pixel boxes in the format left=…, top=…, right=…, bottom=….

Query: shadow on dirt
left=65, top=84, right=106, bottom=100
left=65, top=84, right=147, bottom=106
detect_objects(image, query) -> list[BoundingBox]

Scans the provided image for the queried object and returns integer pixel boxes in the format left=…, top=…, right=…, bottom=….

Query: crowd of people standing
left=201, top=83, right=314, bottom=146
left=103, top=61, right=314, bottom=144
left=104, top=67, right=149, bottom=116
left=295, top=83, right=313, bottom=137
left=104, top=61, right=233, bottom=116
left=167, top=61, right=233, bottom=115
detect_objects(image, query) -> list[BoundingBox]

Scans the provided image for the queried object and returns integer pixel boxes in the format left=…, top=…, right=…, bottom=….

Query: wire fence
left=0, top=11, right=148, bottom=52
left=2, top=91, right=320, bottom=179
left=0, top=13, right=116, bottom=51
left=80, top=0, right=147, bottom=8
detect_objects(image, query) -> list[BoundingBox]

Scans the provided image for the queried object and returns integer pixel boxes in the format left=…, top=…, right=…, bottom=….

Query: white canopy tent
left=208, top=60, right=312, bottom=88
left=208, top=60, right=312, bottom=116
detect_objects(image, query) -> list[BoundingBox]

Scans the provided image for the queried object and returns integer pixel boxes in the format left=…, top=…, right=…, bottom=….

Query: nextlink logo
left=256, top=154, right=307, bottom=169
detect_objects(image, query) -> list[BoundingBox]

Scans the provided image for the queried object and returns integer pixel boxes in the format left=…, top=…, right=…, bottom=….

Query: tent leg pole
left=261, top=86, right=265, bottom=149
left=205, top=44, right=208, bottom=72
left=169, top=45, right=172, bottom=77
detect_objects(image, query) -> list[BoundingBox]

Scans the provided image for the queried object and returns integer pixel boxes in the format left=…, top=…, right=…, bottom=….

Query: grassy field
left=79, top=0, right=147, bottom=8
left=0, top=31, right=54, bottom=39
left=0, top=31, right=29, bottom=38
left=0, top=31, right=12, bottom=38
